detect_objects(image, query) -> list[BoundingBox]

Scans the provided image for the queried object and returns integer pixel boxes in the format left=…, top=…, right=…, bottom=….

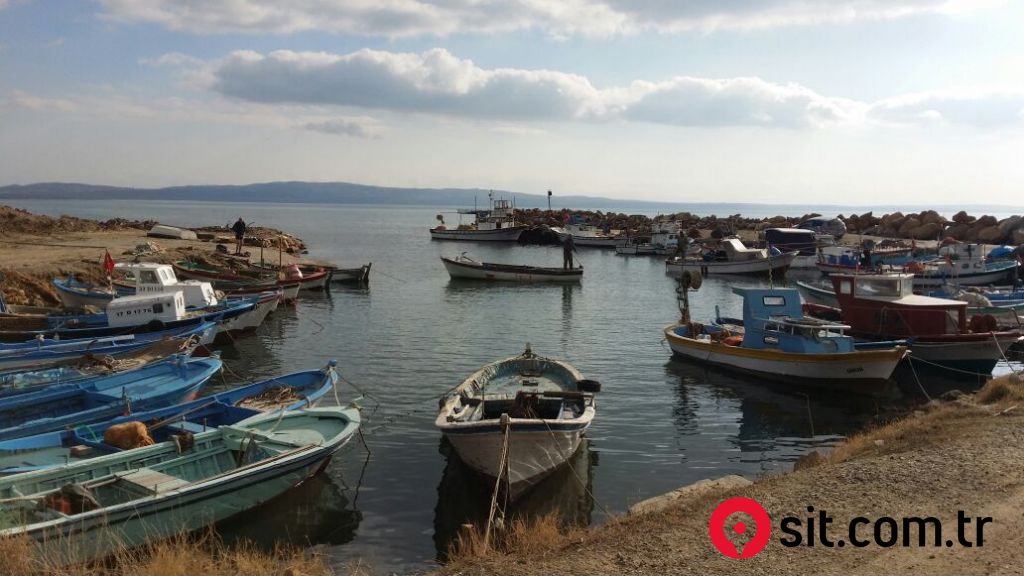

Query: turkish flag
left=103, top=250, right=115, bottom=274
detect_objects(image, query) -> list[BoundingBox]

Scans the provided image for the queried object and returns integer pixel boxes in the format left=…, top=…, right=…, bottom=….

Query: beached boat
left=0, top=321, right=216, bottom=374
left=147, top=224, right=198, bottom=241
left=435, top=346, right=599, bottom=494
left=806, top=273, right=1023, bottom=376
left=664, top=287, right=908, bottom=394
left=51, top=277, right=121, bottom=309
left=173, top=260, right=329, bottom=292
left=441, top=255, right=582, bottom=283
left=430, top=197, right=526, bottom=242
left=550, top=223, right=625, bottom=248
left=0, top=405, right=360, bottom=561
left=0, top=355, right=220, bottom=440
left=666, top=238, right=798, bottom=275
left=0, top=360, right=340, bottom=474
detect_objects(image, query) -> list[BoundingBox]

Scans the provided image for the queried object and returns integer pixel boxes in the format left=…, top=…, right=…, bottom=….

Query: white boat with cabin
left=430, top=196, right=526, bottom=242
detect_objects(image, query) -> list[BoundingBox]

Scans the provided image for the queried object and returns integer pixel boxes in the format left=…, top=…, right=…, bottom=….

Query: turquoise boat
left=0, top=355, right=220, bottom=440
left=0, top=361, right=340, bottom=474
left=0, top=406, right=360, bottom=561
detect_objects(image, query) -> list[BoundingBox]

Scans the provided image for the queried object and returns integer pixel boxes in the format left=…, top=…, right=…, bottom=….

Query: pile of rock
left=840, top=210, right=1024, bottom=244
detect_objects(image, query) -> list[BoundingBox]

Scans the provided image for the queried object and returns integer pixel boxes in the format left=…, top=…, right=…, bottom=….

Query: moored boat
left=666, top=238, right=798, bottom=276
left=441, top=255, right=582, bottom=283
left=807, top=273, right=1023, bottom=376
left=0, top=360, right=341, bottom=474
left=664, top=286, right=908, bottom=394
left=430, top=196, right=526, bottom=242
left=435, top=346, right=599, bottom=495
left=0, top=354, right=221, bottom=440
left=550, top=223, right=625, bottom=248
left=0, top=405, right=360, bottom=561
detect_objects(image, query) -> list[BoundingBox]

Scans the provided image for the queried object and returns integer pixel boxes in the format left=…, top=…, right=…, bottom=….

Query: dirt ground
left=440, top=380, right=1024, bottom=576
left=0, top=206, right=310, bottom=306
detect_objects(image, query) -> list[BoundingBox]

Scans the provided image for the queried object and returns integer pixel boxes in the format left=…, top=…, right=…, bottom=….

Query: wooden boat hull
left=217, top=292, right=278, bottom=335
left=666, top=251, right=799, bottom=275
left=441, top=257, right=582, bottom=283
left=909, top=264, right=1019, bottom=287
left=0, top=407, right=360, bottom=562
left=52, top=279, right=114, bottom=310
left=551, top=228, right=624, bottom=248
left=443, top=422, right=589, bottom=489
left=330, top=263, right=372, bottom=284
left=664, top=324, right=906, bottom=393
left=430, top=227, right=525, bottom=242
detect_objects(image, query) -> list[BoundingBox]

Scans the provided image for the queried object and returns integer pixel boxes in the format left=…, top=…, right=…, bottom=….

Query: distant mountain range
left=0, top=181, right=1017, bottom=216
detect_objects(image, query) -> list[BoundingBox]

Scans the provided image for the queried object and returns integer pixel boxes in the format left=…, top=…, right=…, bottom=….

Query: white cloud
left=869, top=89, right=1024, bottom=127
left=302, top=117, right=383, bottom=138
left=96, top=0, right=979, bottom=37
left=140, top=51, right=204, bottom=67
left=10, top=90, right=78, bottom=112
left=201, top=48, right=856, bottom=129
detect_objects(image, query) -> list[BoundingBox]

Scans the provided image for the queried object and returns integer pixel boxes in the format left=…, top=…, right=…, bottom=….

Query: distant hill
left=0, top=181, right=1017, bottom=217
left=0, top=181, right=690, bottom=212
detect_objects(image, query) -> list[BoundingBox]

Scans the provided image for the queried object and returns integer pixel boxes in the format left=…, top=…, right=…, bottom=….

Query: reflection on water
left=216, top=471, right=363, bottom=548
left=433, top=438, right=595, bottom=561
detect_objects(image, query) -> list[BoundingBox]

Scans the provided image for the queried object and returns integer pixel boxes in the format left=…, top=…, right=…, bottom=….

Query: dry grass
left=448, top=511, right=587, bottom=563
left=0, top=532, right=334, bottom=576
left=976, top=373, right=1024, bottom=405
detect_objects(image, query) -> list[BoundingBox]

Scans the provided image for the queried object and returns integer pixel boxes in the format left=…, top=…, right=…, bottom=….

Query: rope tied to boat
left=484, top=414, right=512, bottom=550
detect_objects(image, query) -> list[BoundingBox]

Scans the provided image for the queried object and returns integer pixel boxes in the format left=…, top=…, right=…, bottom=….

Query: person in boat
left=231, top=217, right=247, bottom=255
left=563, top=234, right=577, bottom=269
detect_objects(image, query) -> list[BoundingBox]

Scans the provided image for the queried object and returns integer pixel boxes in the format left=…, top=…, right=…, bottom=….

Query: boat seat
left=115, top=467, right=189, bottom=494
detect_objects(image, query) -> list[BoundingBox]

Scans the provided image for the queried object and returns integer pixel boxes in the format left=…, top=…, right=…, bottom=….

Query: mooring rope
left=484, top=417, right=512, bottom=550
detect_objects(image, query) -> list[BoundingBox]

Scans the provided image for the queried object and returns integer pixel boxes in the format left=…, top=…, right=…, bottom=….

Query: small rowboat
left=0, top=405, right=360, bottom=562
left=0, top=360, right=341, bottom=474
left=0, top=355, right=221, bottom=440
left=441, top=255, right=582, bottom=283
left=328, top=263, right=372, bottom=284
left=174, top=260, right=329, bottom=292
left=436, top=346, right=599, bottom=496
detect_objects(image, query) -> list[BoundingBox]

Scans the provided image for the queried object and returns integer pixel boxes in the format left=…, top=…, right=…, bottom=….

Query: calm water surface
left=7, top=200, right=936, bottom=573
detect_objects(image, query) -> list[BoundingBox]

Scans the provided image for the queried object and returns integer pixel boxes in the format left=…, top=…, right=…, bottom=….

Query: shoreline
left=437, top=375, right=1024, bottom=575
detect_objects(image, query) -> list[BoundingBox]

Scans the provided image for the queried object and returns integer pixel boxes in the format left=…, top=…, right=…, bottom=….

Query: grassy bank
left=439, top=374, right=1024, bottom=575
left=0, top=532, right=338, bottom=576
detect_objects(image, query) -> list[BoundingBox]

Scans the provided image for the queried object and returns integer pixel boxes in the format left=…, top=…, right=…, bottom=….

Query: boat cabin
left=116, top=263, right=218, bottom=308
left=735, top=287, right=855, bottom=353
left=456, top=198, right=518, bottom=231
left=764, top=228, right=818, bottom=256
left=705, top=238, right=767, bottom=262
left=650, top=221, right=680, bottom=250
left=829, top=273, right=967, bottom=336
left=106, top=292, right=186, bottom=328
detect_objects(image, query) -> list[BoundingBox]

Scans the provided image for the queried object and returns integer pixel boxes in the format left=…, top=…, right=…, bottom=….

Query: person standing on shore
left=562, top=234, right=576, bottom=270
left=232, top=217, right=247, bottom=255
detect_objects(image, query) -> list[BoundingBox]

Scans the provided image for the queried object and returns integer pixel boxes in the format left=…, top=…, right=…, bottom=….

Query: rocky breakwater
left=841, top=210, right=1024, bottom=245
left=516, top=209, right=823, bottom=240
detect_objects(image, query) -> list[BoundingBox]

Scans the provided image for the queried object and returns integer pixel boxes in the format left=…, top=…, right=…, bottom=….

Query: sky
left=1, top=1, right=1023, bottom=205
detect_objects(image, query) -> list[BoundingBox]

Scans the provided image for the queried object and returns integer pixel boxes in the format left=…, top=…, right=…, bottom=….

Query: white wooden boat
left=435, top=347, right=599, bottom=495
left=666, top=238, right=798, bottom=275
left=430, top=197, right=526, bottom=242
left=550, top=224, right=625, bottom=248
left=147, top=224, right=198, bottom=241
left=441, top=255, right=582, bottom=283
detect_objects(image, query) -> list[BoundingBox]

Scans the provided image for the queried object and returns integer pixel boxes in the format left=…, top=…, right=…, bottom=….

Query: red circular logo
left=709, top=497, right=771, bottom=558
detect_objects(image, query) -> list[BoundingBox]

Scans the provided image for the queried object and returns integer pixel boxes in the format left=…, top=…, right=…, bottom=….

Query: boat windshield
left=854, top=277, right=902, bottom=298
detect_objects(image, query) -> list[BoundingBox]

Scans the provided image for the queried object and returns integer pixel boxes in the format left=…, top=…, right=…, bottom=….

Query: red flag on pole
left=103, top=250, right=115, bottom=275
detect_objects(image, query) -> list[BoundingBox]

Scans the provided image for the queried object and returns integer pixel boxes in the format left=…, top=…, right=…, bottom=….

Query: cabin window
left=140, top=271, right=159, bottom=284
left=838, top=280, right=852, bottom=295
left=763, top=335, right=779, bottom=345
left=763, top=296, right=786, bottom=307
left=854, top=277, right=900, bottom=297
left=153, top=303, right=164, bottom=313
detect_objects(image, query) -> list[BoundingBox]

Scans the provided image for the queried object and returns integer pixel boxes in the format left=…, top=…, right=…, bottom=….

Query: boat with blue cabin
left=664, top=287, right=908, bottom=394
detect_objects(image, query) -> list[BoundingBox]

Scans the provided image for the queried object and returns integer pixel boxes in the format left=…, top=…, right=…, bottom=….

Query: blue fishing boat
left=0, top=355, right=221, bottom=440
left=0, top=321, right=216, bottom=374
left=0, top=360, right=341, bottom=474
left=0, top=406, right=360, bottom=562
left=664, top=287, right=908, bottom=394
